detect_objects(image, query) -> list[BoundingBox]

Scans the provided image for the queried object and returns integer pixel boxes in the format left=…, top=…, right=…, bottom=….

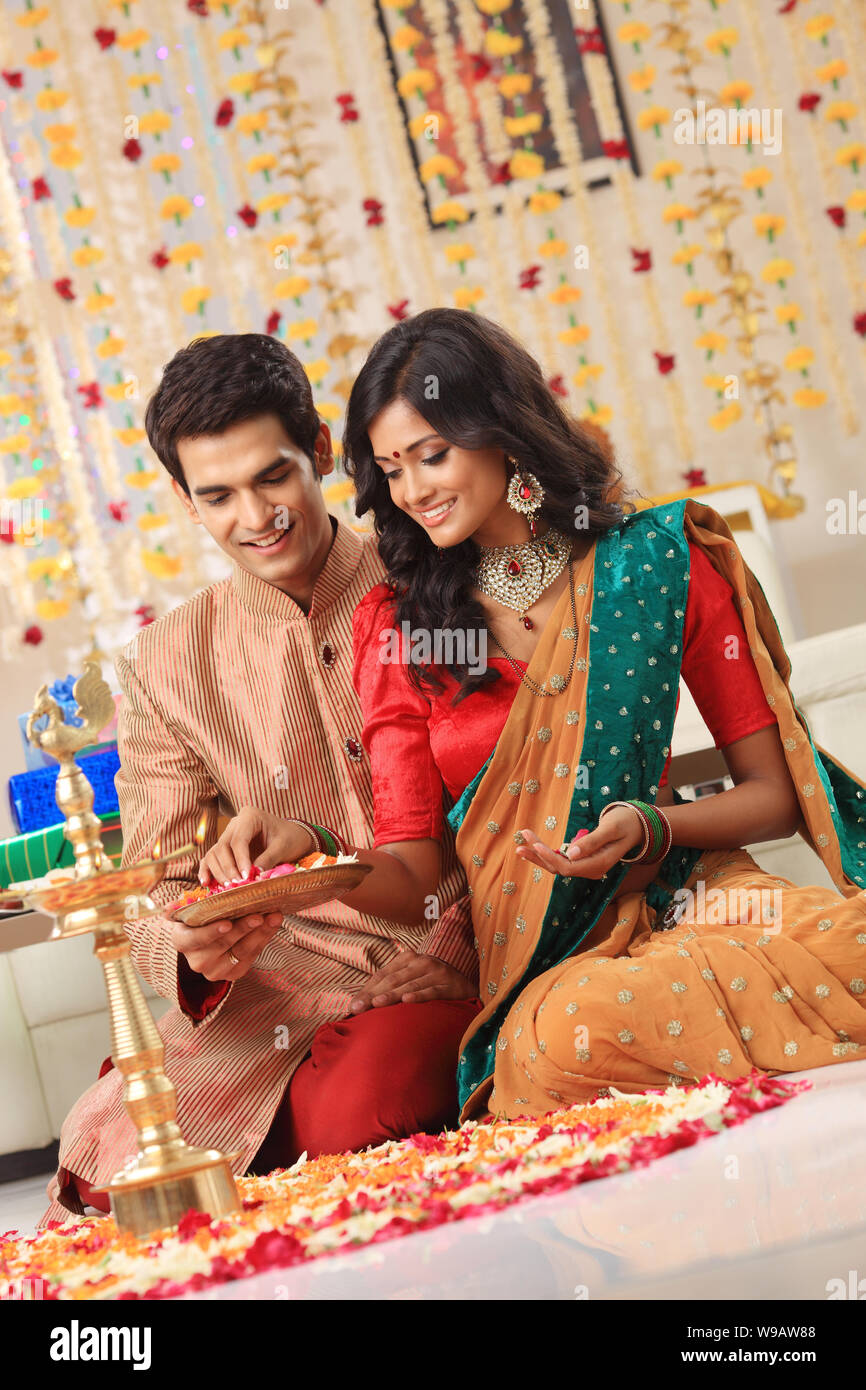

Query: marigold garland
left=783, top=5, right=864, bottom=339
left=522, top=0, right=651, bottom=483
left=740, top=1, right=858, bottom=436
left=581, top=0, right=694, bottom=469
left=0, top=1072, right=806, bottom=1301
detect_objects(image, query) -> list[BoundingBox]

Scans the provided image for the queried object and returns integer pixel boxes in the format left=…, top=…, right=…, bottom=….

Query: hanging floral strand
left=582, top=0, right=694, bottom=472
left=740, top=0, right=859, bottom=436
left=523, top=0, right=652, bottom=484
left=417, top=0, right=519, bottom=332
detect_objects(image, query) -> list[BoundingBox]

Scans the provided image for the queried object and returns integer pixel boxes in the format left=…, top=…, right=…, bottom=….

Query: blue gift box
left=8, top=746, right=121, bottom=835
left=18, top=676, right=84, bottom=772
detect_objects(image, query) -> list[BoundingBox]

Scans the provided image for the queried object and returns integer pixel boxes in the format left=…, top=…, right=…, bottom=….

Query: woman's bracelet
left=599, top=800, right=673, bottom=865
left=284, top=819, right=348, bottom=857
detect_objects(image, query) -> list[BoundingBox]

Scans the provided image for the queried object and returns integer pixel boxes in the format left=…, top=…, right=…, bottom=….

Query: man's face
left=173, top=413, right=336, bottom=592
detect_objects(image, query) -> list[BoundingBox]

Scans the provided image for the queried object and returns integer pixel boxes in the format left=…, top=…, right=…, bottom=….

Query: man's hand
left=169, top=910, right=285, bottom=982
left=349, top=948, right=477, bottom=1014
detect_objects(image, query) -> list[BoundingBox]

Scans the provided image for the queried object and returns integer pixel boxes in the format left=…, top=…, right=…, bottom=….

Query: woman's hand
left=514, top=805, right=643, bottom=879
left=199, top=807, right=317, bottom=886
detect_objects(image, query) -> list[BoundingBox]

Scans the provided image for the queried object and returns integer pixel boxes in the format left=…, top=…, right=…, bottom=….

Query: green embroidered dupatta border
left=447, top=501, right=703, bottom=1107
left=812, top=748, right=866, bottom=878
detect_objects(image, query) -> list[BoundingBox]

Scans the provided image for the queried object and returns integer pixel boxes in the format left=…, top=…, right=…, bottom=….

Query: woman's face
left=367, top=398, right=529, bottom=548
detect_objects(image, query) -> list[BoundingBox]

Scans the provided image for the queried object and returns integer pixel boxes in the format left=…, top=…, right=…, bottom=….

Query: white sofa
left=671, top=621, right=866, bottom=893
left=0, top=930, right=172, bottom=1158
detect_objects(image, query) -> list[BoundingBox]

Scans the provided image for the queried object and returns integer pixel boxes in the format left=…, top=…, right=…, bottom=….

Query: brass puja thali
left=167, top=855, right=373, bottom=927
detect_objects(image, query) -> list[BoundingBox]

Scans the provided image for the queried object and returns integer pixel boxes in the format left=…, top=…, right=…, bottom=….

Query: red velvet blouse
left=351, top=542, right=777, bottom=848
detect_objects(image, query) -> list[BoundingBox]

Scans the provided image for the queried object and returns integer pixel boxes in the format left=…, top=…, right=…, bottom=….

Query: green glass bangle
left=611, top=799, right=669, bottom=865
left=642, top=806, right=665, bottom=859
left=310, top=822, right=343, bottom=856
left=629, top=800, right=673, bottom=866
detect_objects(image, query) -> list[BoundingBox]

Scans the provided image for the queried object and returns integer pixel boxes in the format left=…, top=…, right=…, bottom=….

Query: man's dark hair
left=144, top=333, right=322, bottom=495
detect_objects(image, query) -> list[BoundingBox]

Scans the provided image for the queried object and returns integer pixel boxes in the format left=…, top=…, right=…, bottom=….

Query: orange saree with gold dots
left=447, top=499, right=866, bottom=1121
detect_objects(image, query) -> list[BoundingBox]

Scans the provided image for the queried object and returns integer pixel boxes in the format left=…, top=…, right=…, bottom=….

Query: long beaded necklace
left=485, top=553, right=579, bottom=699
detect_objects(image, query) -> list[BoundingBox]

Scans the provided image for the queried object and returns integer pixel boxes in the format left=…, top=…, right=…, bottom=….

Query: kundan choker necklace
left=474, top=525, right=573, bottom=631
left=486, top=554, right=578, bottom=699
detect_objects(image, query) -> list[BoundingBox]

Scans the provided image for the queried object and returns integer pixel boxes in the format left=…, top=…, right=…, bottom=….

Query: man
left=43, top=334, right=479, bottom=1223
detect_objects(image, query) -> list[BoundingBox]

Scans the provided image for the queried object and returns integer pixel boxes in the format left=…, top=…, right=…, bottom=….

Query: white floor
left=0, top=1172, right=53, bottom=1237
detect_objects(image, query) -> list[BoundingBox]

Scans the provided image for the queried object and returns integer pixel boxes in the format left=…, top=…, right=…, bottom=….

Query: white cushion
left=0, top=957, right=53, bottom=1154
left=29, top=997, right=173, bottom=1139
left=8, top=932, right=162, bottom=1029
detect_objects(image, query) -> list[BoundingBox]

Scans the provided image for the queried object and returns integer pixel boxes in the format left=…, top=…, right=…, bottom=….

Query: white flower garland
left=522, top=0, right=653, bottom=484
left=782, top=6, right=863, bottom=331
left=0, top=127, right=115, bottom=625
left=419, top=0, right=518, bottom=332
left=456, top=0, right=571, bottom=384
left=318, top=2, right=404, bottom=312
left=583, top=0, right=695, bottom=469
left=32, top=185, right=149, bottom=610
left=353, top=0, right=443, bottom=311
left=161, top=1, right=255, bottom=340
left=739, top=0, right=859, bottom=437
left=52, top=0, right=206, bottom=594
left=836, top=0, right=866, bottom=133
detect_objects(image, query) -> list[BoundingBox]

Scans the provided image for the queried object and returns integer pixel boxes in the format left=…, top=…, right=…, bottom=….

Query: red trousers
left=72, top=997, right=481, bottom=1214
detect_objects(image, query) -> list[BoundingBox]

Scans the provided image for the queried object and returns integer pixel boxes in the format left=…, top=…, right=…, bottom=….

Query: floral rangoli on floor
left=1, top=1072, right=805, bottom=1301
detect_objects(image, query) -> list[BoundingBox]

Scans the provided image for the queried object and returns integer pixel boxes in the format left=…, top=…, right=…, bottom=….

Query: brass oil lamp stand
left=0, top=664, right=240, bottom=1238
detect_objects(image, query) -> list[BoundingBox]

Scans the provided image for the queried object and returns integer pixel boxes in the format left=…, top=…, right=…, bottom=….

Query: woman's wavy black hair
left=343, top=308, right=634, bottom=705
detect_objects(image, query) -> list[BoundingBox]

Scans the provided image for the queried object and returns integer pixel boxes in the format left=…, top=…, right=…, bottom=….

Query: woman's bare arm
left=662, top=722, right=802, bottom=848
left=335, top=838, right=441, bottom=924
left=516, top=722, right=803, bottom=880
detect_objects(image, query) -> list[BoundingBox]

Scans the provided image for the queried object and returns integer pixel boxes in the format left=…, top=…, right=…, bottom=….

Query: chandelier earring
left=505, top=456, right=545, bottom=538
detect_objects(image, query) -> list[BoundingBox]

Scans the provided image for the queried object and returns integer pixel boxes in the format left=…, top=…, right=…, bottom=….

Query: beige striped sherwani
left=41, top=514, right=474, bottom=1223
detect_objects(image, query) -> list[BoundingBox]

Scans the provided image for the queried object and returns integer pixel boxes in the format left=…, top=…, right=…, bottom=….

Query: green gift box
left=0, top=812, right=122, bottom=893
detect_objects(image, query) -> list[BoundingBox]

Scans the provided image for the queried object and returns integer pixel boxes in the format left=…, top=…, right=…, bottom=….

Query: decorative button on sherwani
left=319, top=640, right=336, bottom=668
left=344, top=735, right=363, bottom=762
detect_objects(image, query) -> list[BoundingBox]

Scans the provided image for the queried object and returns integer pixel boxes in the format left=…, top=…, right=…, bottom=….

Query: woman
left=212, top=308, right=866, bottom=1124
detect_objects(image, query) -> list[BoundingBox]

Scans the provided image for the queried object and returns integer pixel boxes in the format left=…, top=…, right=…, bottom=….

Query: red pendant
left=518, top=484, right=532, bottom=501
left=522, top=615, right=534, bottom=631
left=507, top=558, right=522, bottom=576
